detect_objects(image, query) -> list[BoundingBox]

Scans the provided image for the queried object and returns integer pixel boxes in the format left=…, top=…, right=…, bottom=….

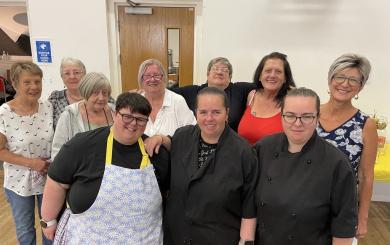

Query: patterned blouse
left=316, top=110, right=368, bottom=176
left=48, top=90, right=68, bottom=130
left=0, top=100, right=54, bottom=196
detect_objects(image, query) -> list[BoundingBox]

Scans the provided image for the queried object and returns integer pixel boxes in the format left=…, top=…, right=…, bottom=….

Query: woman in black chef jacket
left=164, top=86, right=259, bottom=245
left=254, top=87, right=358, bottom=245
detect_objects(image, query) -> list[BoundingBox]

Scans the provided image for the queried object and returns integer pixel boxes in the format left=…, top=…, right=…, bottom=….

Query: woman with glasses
left=138, top=59, right=196, bottom=138
left=238, top=52, right=296, bottom=145
left=171, top=57, right=255, bottom=131
left=41, top=92, right=170, bottom=244
left=48, top=57, right=86, bottom=129
left=255, top=88, right=358, bottom=245
left=51, top=72, right=114, bottom=159
left=317, top=54, right=378, bottom=242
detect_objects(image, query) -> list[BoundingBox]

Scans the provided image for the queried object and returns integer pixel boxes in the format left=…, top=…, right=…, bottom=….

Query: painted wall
left=24, top=0, right=111, bottom=99
left=8, top=0, right=389, bottom=130
left=199, top=0, right=389, bottom=121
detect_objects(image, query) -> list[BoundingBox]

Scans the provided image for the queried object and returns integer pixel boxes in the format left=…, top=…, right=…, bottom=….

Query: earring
left=355, top=94, right=359, bottom=100
left=327, top=90, right=330, bottom=94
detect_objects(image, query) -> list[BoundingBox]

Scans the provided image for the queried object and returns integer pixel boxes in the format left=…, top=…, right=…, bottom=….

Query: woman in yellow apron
left=41, top=92, right=170, bottom=244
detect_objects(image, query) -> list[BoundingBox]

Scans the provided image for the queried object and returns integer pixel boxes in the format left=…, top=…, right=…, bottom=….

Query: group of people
left=0, top=52, right=377, bottom=245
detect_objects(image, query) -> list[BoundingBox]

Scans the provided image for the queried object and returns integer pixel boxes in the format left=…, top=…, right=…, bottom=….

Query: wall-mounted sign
left=35, top=40, right=52, bottom=63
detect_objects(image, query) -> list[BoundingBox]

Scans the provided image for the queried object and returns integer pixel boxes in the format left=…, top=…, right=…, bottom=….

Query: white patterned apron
left=54, top=131, right=163, bottom=244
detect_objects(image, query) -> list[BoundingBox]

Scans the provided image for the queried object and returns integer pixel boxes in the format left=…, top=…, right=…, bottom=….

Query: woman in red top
left=238, top=52, right=296, bottom=144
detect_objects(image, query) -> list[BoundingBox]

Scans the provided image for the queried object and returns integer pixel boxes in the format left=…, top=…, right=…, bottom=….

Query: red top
left=238, top=106, right=283, bottom=145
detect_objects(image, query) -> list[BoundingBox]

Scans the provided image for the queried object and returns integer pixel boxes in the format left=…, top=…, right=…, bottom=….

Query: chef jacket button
left=307, top=159, right=312, bottom=164
left=260, top=222, right=265, bottom=228
left=292, top=212, right=297, bottom=218
left=267, top=176, right=272, bottom=181
left=260, top=201, right=266, bottom=207
left=288, top=235, right=295, bottom=240
left=274, top=152, right=279, bottom=158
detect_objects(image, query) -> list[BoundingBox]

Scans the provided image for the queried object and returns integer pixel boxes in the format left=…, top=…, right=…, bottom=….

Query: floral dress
left=317, top=110, right=368, bottom=177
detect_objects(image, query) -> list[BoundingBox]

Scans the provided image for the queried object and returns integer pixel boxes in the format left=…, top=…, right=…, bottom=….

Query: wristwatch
left=40, top=218, right=57, bottom=229
left=239, top=239, right=254, bottom=245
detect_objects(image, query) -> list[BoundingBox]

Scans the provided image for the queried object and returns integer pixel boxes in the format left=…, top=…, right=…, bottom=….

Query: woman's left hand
left=42, top=224, right=57, bottom=241
left=356, top=219, right=368, bottom=239
left=144, top=135, right=164, bottom=157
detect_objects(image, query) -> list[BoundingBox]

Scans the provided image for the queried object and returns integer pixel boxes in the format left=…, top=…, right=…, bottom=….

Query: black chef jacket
left=164, top=125, right=259, bottom=245
left=170, top=82, right=255, bottom=131
left=254, top=133, right=358, bottom=245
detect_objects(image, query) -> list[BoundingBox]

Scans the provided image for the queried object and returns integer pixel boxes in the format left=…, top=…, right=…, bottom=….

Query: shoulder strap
left=248, top=89, right=257, bottom=106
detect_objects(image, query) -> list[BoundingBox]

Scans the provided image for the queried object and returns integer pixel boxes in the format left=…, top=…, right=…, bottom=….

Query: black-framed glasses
left=333, top=75, right=362, bottom=87
left=142, top=74, right=163, bottom=80
left=282, top=113, right=317, bottom=125
left=117, top=111, right=148, bottom=126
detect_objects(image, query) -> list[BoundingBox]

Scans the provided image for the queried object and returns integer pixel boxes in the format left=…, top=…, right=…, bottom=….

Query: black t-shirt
left=48, top=127, right=170, bottom=214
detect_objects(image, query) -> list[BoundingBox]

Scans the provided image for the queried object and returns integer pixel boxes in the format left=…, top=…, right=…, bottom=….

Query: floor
left=0, top=169, right=389, bottom=244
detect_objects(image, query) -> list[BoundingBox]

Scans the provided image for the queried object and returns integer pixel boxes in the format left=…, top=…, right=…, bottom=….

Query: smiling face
left=61, top=64, right=85, bottom=91
left=113, top=107, right=148, bottom=145
left=329, top=67, right=362, bottom=102
left=207, top=61, right=231, bottom=89
left=14, top=71, right=42, bottom=102
left=196, top=94, right=229, bottom=144
left=260, top=58, right=286, bottom=92
left=282, top=96, right=318, bottom=147
left=140, top=64, right=165, bottom=94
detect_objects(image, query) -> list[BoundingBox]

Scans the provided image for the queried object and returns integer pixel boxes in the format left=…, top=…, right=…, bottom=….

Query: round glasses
left=117, top=112, right=148, bottom=126
left=282, top=113, right=317, bottom=125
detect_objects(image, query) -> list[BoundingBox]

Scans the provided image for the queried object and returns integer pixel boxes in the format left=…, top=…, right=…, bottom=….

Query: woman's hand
left=29, top=157, right=50, bottom=174
left=356, top=218, right=368, bottom=239
left=144, top=135, right=164, bottom=157
left=42, top=224, right=57, bottom=241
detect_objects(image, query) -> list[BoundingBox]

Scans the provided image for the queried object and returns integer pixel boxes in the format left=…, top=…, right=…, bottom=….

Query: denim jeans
left=4, top=188, right=52, bottom=245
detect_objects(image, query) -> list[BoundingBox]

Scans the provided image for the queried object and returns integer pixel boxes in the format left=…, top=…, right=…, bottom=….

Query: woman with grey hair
left=317, top=53, right=378, bottom=242
left=48, top=57, right=86, bottom=129
left=137, top=59, right=196, bottom=138
left=171, top=57, right=255, bottom=131
left=51, top=72, right=114, bottom=159
left=0, top=61, right=54, bottom=245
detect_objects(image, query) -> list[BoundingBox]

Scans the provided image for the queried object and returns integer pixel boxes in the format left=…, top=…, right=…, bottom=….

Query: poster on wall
left=34, top=39, right=52, bottom=64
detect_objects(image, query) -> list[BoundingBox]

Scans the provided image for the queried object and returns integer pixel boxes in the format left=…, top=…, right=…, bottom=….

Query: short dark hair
left=195, top=86, right=229, bottom=110
left=115, top=92, right=152, bottom=117
left=253, top=52, right=296, bottom=105
left=281, top=87, right=320, bottom=115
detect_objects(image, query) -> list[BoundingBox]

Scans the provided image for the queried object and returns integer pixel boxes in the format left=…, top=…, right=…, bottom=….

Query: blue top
left=317, top=110, right=368, bottom=176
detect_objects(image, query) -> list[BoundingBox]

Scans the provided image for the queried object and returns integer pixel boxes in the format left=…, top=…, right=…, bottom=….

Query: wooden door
left=118, top=6, right=194, bottom=91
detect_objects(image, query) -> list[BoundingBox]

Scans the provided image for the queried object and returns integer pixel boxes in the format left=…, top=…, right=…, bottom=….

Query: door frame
left=106, top=0, right=203, bottom=97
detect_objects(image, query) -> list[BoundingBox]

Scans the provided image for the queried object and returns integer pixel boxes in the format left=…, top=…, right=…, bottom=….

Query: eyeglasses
left=142, top=74, right=163, bottom=80
left=62, top=71, right=84, bottom=78
left=117, top=112, right=148, bottom=126
left=210, top=66, right=229, bottom=73
left=282, top=113, right=317, bottom=125
left=333, top=75, right=362, bottom=87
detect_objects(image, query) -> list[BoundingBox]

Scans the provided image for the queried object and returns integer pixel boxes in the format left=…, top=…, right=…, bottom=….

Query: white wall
left=8, top=0, right=389, bottom=131
left=199, top=0, right=389, bottom=121
left=25, top=0, right=111, bottom=99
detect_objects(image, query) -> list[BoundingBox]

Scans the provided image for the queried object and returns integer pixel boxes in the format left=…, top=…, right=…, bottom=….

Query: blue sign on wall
left=36, top=40, right=52, bottom=63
